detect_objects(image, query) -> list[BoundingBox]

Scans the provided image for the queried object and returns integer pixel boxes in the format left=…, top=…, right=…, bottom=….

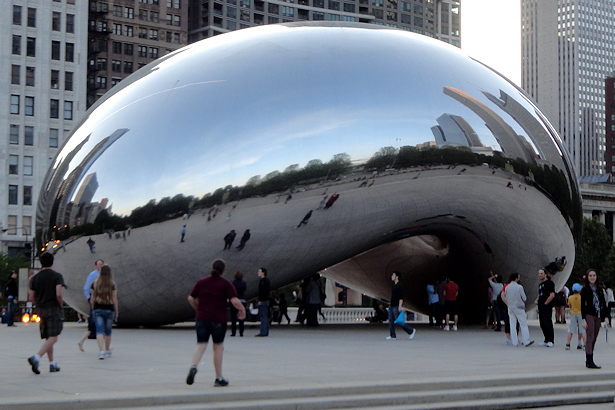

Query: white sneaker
left=409, top=329, right=416, bottom=340
left=444, top=326, right=450, bottom=331
left=98, top=351, right=105, bottom=360
left=104, top=350, right=112, bottom=358
left=545, top=342, right=554, bottom=347
left=453, top=325, right=458, bottom=331
left=539, top=342, right=547, bottom=346
left=385, top=336, right=396, bottom=340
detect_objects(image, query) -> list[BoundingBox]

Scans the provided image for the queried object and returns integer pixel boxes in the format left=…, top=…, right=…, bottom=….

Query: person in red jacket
left=443, top=277, right=459, bottom=331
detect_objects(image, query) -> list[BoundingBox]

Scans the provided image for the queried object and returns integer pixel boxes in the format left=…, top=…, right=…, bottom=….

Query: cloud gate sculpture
left=37, top=22, right=581, bottom=326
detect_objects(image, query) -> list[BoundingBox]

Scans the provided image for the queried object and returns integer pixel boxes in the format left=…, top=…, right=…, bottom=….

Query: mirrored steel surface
left=36, top=22, right=581, bottom=326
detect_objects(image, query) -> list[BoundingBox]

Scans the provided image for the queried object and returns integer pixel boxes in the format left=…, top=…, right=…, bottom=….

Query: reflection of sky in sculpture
left=58, top=23, right=558, bottom=215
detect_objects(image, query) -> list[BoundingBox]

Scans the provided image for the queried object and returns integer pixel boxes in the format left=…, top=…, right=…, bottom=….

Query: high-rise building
left=521, top=0, right=615, bottom=176
left=187, top=0, right=460, bottom=47
left=606, top=72, right=615, bottom=173
left=86, top=1, right=189, bottom=108
left=1, top=1, right=88, bottom=257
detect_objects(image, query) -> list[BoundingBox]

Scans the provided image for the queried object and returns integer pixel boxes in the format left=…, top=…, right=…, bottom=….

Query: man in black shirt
left=27, top=252, right=65, bottom=374
left=387, top=272, right=416, bottom=340
left=255, top=268, right=270, bottom=337
left=5, top=271, right=18, bottom=327
left=536, top=268, right=555, bottom=347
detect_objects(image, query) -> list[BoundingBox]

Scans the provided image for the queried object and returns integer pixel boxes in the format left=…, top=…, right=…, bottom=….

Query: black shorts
left=445, top=300, right=458, bottom=316
left=196, top=320, right=226, bottom=344
left=38, top=307, right=64, bottom=339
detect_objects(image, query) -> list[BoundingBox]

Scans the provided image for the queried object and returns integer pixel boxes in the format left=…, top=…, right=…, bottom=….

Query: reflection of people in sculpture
left=87, top=238, right=95, bottom=253
left=284, top=194, right=292, bottom=204
left=236, top=229, right=250, bottom=250
left=316, top=196, right=328, bottom=210
left=223, top=230, right=236, bottom=250
left=324, top=193, right=339, bottom=209
left=181, top=225, right=186, bottom=242
left=296, top=210, right=313, bottom=228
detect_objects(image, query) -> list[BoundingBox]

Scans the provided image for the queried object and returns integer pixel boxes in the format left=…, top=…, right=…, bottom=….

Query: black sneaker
left=50, top=364, right=61, bottom=373
left=28, top=356, right=40, bottom=375
left=186, top=367, right=197, bottom=385
left=214, top=377, right=229, bottom=387
left=577, top=345, right=584, bottom=350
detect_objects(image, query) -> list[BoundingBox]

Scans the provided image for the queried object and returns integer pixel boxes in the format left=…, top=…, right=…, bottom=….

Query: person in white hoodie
left=504, top=273, right=534, bottom=347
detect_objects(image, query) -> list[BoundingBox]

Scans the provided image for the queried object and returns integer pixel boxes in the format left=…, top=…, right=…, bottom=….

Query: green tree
left=569, top=217, right=614, bottom=286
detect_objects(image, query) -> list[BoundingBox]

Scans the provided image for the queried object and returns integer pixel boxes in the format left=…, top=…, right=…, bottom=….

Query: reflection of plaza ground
left=1, top=322, right=614, bottom=409
left=57, top=163, right=573, bottom=326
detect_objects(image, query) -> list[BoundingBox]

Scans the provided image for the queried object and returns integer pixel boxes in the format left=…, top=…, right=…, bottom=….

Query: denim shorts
left=196, top=320, right=226, bottom=344
left=93, top=309, right=114, bottom=336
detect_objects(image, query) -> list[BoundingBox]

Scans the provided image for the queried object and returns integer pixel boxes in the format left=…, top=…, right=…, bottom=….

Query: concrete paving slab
left=1, top=319, right=614, bottom=408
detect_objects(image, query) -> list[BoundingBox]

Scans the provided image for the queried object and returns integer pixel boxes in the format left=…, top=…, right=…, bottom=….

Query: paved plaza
left=2, top=319, right=615, bottom=409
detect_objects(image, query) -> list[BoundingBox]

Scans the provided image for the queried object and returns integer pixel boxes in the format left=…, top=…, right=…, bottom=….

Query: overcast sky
left=460, top=0, right=522, bottom=86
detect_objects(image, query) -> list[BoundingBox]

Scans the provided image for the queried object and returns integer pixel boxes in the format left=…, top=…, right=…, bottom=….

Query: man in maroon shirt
left=187, top=259, right=245, bottom=386
left=443, top=277, right=459, bottom=331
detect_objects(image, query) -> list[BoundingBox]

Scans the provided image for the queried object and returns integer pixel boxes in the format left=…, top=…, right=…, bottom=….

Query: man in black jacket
left=255, top=268, right=270, bottom=336
left=5, top=271, right=18, bottom=327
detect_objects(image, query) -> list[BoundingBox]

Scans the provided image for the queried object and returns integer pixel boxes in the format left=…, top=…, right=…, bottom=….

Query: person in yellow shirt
left=566, top=283, right=586, bottom=350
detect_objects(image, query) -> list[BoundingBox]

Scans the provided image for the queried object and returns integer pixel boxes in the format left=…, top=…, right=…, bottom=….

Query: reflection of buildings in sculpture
left=431, top=114, right=494, bottom=156
left=416, top=141, right=436, bottom=149
left=45, top=129, right=128, bottom=234
left=67, top=173, right=109, bottom=227
left=442, top=87, right=537, bottom=163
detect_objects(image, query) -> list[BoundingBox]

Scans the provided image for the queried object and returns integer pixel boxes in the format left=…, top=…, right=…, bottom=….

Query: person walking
left=230, top=271, right=247, bottom=337
left=236, top=229, right=251, bottom=250
left=488, top=273, right=504, bottom=331
left=386, top=272, right=416, bottom=340
left=426, top=279, right=439, bottom=327
left=443, top=276, right=459, bottom=331
left=536, top=268, right=555, bottom=347
left=565, top=283, right=586, bottom=350
left=91, top=265, right=119, bottom=360
left=255, top=268, right=270, bottom=336
left=78, top=259, right=104, bottom=351
left=223, top=230, right=236, bottom=250
left=581, top=269, right=607, bottom=369
left=504, top=273, right=534, bottom=347
left=180, top=225, right=187, bottom=242
left=27, top=252, right=65, bottom=374
left=186, top=259, right=246, bottom=386
left=5, top=271, right=18, bottom=327
left=305, top=274, right=323, bottom=326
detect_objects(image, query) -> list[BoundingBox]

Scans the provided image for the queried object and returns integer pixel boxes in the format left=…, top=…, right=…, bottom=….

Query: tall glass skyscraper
left=521, top=0, right=615, bottom=176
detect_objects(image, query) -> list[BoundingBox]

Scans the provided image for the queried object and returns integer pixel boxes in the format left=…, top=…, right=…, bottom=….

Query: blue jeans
left=388, top=306, right=414, bottom=338
left=93, top=309, right=114, bottom=336
left=7, top=297, right=15, bottom=326
left=258, top=301, right=269, bottom=336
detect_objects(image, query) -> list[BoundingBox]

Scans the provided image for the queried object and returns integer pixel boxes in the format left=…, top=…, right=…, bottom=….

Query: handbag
left=394, top=311, right=406, bottom=324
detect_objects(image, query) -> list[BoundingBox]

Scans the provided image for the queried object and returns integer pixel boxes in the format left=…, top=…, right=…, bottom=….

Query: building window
left=125, top=25, right=134, bottom=37
left=96, top=76, right=107, bottom=89
left=11, top=65, right=20, bottom=85
left=52, top=11, right=61, bottom=31
left=66, top=43, right=75, bottom=62
left=139, top=27, right=148, bottom=38
left=227, top=20, right=237, bottom=29
left=113, top=5, right=123, bottom=17
left=174, top=15, right=181, bottom=26
left=49, top=128, right=59, bottom=148
left=13, top=5, right=22, bottom=25
left=52, top=41, right=61, bottom=60
left=282, top=6, right=294, bottom=16
left=10, top=125, right=19, bottom=144
left=268, top=3, right=279, bottom=13
left=328, top=1, right=340, bottom=10
left=174, top=0, right=180, bottom=8
left=24, top=189, right=33, bottom=206
left=240, top=10, right=250, bottom=21
left=149, top=47, right=159, bottom=59
left=313, top=11, right=324, bottom=19
left=112, top=59, right=122, bottom=71
left=125, top=7, right=134, bottom=18
left=24, top=156, right=33, bottom=176
left=151, top=11, right=159, bottom=23
left=166, top=31, right=173, bottom=42
left=7, top=216, right=17, bottom=233
left=12, top=35, right=21, bottom=55
left=10, top=95, right=20, bottom=114
left=166, top=13, right=173, bottom=25
left=113, top=41, right=122, bottom=54
left=50, top=99, right=59, bottom=118
left=139, top=10, right=148, bottom=21
left=124, top=61, right=133, bottom=73
left=65, top=72, right=73, bottom=91
left=25, top=97, right=34, bottom=116
left=9, top=155, right=19, bottom=175
left=111, top=77, right=122, bottom=87
left=27, top=7, right=36, bottom=27
left=66, top=14, right=75, bottom=33
left=113, top=23, right=122, bottom=35
left=138, top=46, right=147, bottom=57
left=149, top=29, right=158, bottom=40
left=174, top=33, right=180, bottom=43
left=26, top=37, right=36, bottom=57
left=9, top=186, right=18, bottom=205
left=26, top=66, right=35, bottom=86
left=326, top=12, right=340, bottom=19
left=51, top=70, right=60, bottom=89
left=343, top=3, right=355, bottom=12
left=64, top=101, right=73, bottom=120
left=24, top=126, right=34, bottom=146
left=124, top=43, right=133, bottom=55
